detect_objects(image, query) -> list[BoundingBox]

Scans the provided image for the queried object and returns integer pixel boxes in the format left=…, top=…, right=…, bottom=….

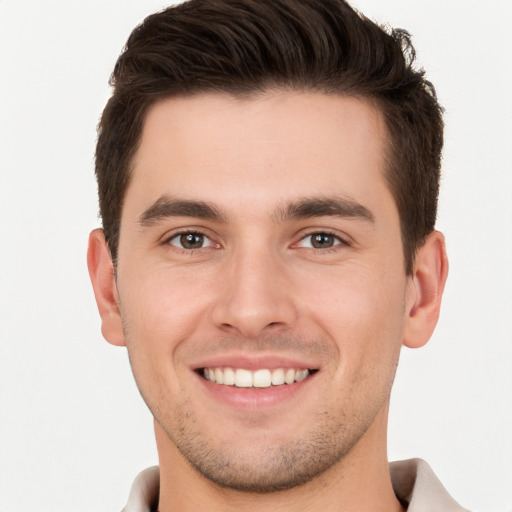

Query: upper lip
left=191, top=353, right=320, bottom=371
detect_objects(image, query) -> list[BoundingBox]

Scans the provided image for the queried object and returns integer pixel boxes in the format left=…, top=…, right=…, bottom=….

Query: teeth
left=214, top=368, right=224, bottom=384
left=284, top=368, right=295, bottom=384
left=271, top=368, right=285, bottom=386
left=296, top=369, right=309, bottom=382
left=253, top=369, right=272, bottom=388
left=235, top=369, right=253, bottom=388
left=202, top=367, right=311, bottom=388
left=223, top=367, right=236, bottom=386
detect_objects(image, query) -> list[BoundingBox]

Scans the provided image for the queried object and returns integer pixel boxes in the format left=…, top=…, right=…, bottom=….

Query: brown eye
left=168, top=232, right=213, bottom=249
left=297, top=232, right=343, bottom=249
left=311, top=233, right=336, bottom=248
left=181, top=233, right=204, bottom=249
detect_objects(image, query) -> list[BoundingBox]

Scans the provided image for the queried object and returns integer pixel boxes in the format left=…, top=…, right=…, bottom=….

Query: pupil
left=312, top=233, right=333, bottom=248
left=181, top=233, right=203, bottom=249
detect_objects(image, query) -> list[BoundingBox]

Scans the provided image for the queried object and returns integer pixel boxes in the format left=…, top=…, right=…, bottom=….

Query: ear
left=403, top=230, right=449, bottom=349
left=87, top=228, right=126, bottom=346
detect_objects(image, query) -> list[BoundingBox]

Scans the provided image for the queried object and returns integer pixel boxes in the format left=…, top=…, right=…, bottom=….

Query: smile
left=201, top=367, right=313, bottom=388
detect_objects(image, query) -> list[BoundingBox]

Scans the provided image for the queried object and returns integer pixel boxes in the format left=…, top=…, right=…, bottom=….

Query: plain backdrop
left=0, top=1, right=511, bottom=511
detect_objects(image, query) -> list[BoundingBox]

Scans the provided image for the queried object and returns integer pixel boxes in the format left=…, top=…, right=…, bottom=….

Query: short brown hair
left=95, top=0, right=443, bottom=274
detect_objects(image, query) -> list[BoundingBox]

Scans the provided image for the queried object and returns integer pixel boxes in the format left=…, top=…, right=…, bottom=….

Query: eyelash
left=162, top=229, right=350, bottom=254
left=295, top=230, right=350, bottom=252
left=163, top=230, right=217, bottom=252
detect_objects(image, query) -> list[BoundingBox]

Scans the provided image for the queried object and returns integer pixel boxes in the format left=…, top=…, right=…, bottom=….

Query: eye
left=167, top=232, right=214, bottom=250
left=297, top=232, right=344, bottom=249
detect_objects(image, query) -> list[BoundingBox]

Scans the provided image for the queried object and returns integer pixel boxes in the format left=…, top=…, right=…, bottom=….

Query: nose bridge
left=211, top=240, right=296, bottom=337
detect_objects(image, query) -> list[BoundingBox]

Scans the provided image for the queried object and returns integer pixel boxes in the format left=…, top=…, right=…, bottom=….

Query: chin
left=163, top=407, right=364, bottom=494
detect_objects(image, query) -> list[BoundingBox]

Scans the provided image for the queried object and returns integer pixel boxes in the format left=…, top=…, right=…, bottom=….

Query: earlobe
left=87, top=229, right=126, bottom=347
left=403, top=230, right=449, bottom=349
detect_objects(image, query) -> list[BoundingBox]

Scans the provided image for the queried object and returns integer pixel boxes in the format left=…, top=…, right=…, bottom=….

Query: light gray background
left=0, top=1, right=511, bottom=511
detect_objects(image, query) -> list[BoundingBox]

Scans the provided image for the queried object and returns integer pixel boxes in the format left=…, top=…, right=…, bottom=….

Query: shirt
left=122, top=458, right=470, bottom=511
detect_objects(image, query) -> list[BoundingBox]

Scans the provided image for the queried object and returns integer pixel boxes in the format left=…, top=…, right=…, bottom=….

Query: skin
left=88, top=91, right=448, bottom=511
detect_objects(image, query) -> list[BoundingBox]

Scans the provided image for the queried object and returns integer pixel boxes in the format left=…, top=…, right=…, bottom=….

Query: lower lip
left=197, top=372, right=316, bottom=409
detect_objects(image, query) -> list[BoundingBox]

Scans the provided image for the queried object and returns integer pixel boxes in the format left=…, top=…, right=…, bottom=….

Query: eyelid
left=294, top=229, right=352, bottom=249
left=158, top=226, right=352, bottom=251
left=161, top=227, right=220, bottom=249
left=169, top=233, right=213, bottom=249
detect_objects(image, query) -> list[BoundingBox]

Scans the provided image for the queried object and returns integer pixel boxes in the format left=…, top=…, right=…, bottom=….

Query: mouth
left=198, top=367, right=318, bottom=389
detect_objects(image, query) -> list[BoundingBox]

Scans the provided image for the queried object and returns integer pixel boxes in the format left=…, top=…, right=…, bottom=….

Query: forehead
left=126, top=91, right=393, bottom=223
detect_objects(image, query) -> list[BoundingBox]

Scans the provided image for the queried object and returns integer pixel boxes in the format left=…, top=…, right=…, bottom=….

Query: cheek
left=298, top=263, right=406, bottom=378
left=118, top=269, right=208, bottom=417
left=301, top=260, right=406, bottom=331
left=119, top=263, right=214, bottom=344
left=116, top=266, right=213, bottom=398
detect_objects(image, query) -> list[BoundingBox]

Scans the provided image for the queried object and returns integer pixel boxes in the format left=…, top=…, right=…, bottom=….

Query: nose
left=210, top=247, right=298, bottom=338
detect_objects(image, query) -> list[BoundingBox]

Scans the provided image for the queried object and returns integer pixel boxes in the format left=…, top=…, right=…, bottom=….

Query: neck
left=155, top=407, right=404, bottom=512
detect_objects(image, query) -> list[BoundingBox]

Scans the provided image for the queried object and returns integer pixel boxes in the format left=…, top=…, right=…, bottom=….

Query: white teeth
left=271, top=368, right=285, bottom=386
left=223, top=367, right=236, bottom=385
left=202, top=367, right=311, bottom=388
left=253, top=369, right=272, bottom=388
left=235, top=369, right=253, bottom=387
left=295, top=369, right=309, bottom=382
left=284, top=368, right=295, bottom=384
left=214, top=368, right=224, bottom=384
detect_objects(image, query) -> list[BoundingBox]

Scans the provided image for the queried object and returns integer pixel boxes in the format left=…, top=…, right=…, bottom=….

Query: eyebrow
left=138, top=194, right=375, bottom=227
left=138, top=196, right=227, bottom=226
left=275, top=196, right=375, bottom=223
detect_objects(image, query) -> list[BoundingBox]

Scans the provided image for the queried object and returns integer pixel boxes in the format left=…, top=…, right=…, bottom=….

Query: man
left=87, top=0, right=466, bottom=510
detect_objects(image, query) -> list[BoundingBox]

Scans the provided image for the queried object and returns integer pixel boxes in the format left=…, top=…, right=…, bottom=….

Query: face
left=110, top=92, right=415, bottom=490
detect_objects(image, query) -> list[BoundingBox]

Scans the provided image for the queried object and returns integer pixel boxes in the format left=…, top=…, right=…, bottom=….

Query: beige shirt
left=122, top=458, right=470, bottom=511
